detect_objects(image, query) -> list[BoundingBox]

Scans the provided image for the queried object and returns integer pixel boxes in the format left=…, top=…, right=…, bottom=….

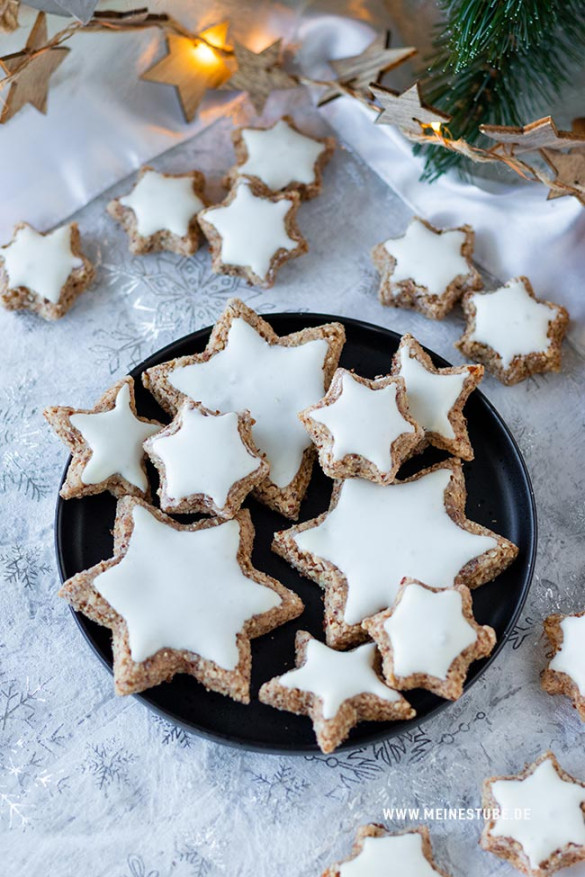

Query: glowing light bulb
left=191, top=41, right=220, bottom=69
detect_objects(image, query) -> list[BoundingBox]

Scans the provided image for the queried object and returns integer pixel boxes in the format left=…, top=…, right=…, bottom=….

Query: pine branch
left=416, top=0, right=585, bottom=179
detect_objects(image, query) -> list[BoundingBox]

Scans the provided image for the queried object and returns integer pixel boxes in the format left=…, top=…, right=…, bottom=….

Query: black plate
left=55, top=313, right=537, bottom=754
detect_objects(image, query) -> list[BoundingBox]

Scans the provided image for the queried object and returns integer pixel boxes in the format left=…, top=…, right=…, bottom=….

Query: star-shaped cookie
left=273, top=458, right=517, bottom=647
left=0, top=221, right=95, bottom=320
left=363, top=579, right=496, bottom=700
left=322, top=824, right=450, bottom=877
left=299, top=368, right=423, bottom=484
left=59, top=499, right=303, bottom=702
left=481, top=751, right=585, bottom=876
left=197, top=180, right=308, bottom=288
left=222, top=39, right=298, bottom=113
left=143, top=298, right=345, bottom=520
left=542, top=612, right=585, bottom=720
left=44, top=376, right=161, bottom=500
left=371, top=216, right=482, bottom=319
left=392, top=334, right=483, bottom=461
left=107, top=166, right=207, bottom=256
left=144, top=401, right=269, bottom=518
left=225, top=116, right=335, bottom=200
left=259, top=631, right=414, bottom=753
left=456, top=277, right=569, bottom=385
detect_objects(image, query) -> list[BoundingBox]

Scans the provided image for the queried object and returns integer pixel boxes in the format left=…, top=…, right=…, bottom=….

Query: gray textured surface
left=1, top=101, right=584, bottom=877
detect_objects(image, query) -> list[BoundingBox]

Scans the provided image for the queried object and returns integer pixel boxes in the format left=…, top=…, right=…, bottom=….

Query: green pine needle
left=415, top=0, right=585, bottom=180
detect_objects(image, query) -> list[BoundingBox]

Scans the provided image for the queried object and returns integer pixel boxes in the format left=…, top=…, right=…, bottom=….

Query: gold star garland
left=0, top=10, right=583, bottom=207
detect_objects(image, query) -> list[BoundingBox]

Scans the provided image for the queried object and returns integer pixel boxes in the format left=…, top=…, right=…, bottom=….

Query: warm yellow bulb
left=200, top=23, right=229, bottom=50
left=191, top=41, right=220, bottom=68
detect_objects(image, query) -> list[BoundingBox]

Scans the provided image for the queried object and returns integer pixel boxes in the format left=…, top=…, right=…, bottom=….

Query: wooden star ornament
left=141, top=22, right=232, bottom=123
left=0, top=0, right=19, bottom=33
left=0, top=12, right=70, bottom=124
left=542, top=148, right=585, bottom=205
left=222, top=39, right=297, bottom=114
left=481, top=116, right=585, bottom=154
left=370, top=82, right=450, bottom=133
left=317, top=31, right=416, bottom=106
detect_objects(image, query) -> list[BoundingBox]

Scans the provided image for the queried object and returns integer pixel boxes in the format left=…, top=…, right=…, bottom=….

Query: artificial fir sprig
left=417, top=0, right=585, bottom=179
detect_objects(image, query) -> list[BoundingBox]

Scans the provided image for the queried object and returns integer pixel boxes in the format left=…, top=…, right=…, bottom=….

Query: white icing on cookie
left=1, top=224, right=82, bottom=304
left=384, top=583, right=477, bottom=679
left=238, top=119, right=326, bottom=191
left=279, top=639, right=402, bottom=719
left=70, top=382, right=159, bottom=491
left=168, top=318, right=329, bottom=488
left=550, top=615, right=585, bottom=695
left=468, top=279, right=557, bottom=368
left=94, top=505, right=281, bottom=667
left=201, top=182, right=298, bottom=279
left=383, top=218, right=469, bottom=297
left=397, top=342, right=467, bottom=440
left=119, top=170, right=204, bottom=237
left=339, top=832, right=440, bottom=877
left=489, top=756, right=585, bottom=869
left=294, top=467, right=497, bottom=625
left=149, top=406, right=262, bottom=508
left=307, top=372, right=415, bottom=472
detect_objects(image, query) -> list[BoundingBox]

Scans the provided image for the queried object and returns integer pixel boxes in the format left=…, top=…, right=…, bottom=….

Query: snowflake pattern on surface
left=0, top=544, right=51, bottom=590
left=118, top=855, right=160, bottom=877
left=82, top=738, right=137, bottom=793
left=0, top=90, right=583, bottom=877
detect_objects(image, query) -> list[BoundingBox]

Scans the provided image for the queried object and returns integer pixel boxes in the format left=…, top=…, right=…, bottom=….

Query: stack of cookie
left=260, top=326, right=517, bottom=752
left=46, top=299, right=345, bottom=703
left=46, top=297, right=519, bottom=755
left=109, top=116, right=334, bottom=291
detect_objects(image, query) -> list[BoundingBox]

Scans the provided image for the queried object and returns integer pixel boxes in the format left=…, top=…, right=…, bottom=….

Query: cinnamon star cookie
left=226, top=115, right=335, bottom=199
left=144, top=401, right=269, bottom=518
left=259, top=631, right=414, bottom=753
left=322, top=824, right=451, bottom=877
left=541, top=611, right=585, bottom=720
left=392, top=333, right=483, bottom=460
left=481, top=751, right=585, bottom=876
left=107, top=166, right=207, bottom=256
left=299, top=368, right=423, bottom=483
left=456, top=276, right=569, bottom=385
left=372, top=216, right=482, bottom=319
left=143, top=298, right=345, bottom=519
left=44, top=376, right=161, bottom=500
left=0, top=221, right=95, bottom=320
left=197, top=179, right=308, bottom=288
left=363, top=579, right=496, bottom=700
left=59, top=499, right=303, bottom=702
left=273, top=458, right=517, bottom=648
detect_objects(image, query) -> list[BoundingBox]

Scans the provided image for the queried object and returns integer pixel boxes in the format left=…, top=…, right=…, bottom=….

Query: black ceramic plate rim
left=54, top=311, right=537, bottom=755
